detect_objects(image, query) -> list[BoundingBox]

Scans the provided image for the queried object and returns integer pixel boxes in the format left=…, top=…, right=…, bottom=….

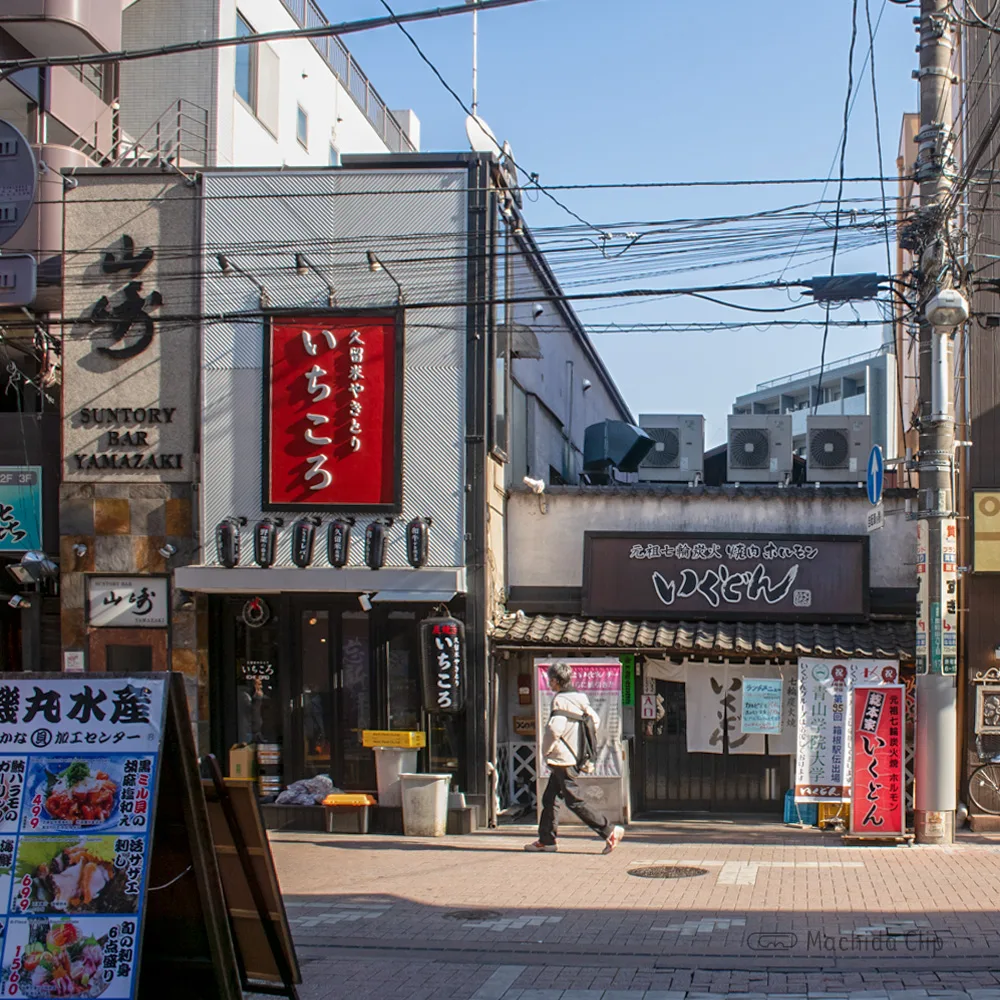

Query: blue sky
left=323, top=0, right=918, bottom=444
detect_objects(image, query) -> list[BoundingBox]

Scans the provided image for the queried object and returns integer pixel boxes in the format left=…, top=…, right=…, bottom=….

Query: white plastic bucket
left=374, top=748, right=418, bottom=808
left=399, top=773, right=451, bottom=837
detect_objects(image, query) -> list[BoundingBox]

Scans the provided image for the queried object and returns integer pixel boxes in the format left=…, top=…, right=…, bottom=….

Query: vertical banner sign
left=0, top=469, right=42, bottom=553
left=795, top=659, right=849, bottom=802
left=620, top=654, right=635, bottom=708
left=419, top=618, right=465, bottom=714
left=942, top=519, right=958, bottom=675
left=916, top=521, right=929, bottom=675
left=850, top=684, right=905, bottom=836
left=535, top=659, right=621, bottom=779
left=0, top=675, right=167, bottom=999
left=264, top=314, right=402, bottom=510
left=741, top=678, right=783, bottom=735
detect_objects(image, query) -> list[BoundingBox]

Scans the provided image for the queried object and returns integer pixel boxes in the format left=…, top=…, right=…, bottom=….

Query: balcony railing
left=279, top=0, right=415, bottom=153
left=754, top=343, right=894, bottom=392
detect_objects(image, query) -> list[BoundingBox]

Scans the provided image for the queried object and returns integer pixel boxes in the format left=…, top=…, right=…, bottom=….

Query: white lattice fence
left=498, top=741, right=537, bottom=811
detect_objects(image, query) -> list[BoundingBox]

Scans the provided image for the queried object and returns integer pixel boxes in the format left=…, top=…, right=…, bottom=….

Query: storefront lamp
left=292, top=516, right=321, bottom=569
left=7, top=595, right=30, bottom=610
left=365, top=519, right=391, bottom=570
left=215, top=517, right=247, bottom=568
left=366, top=251, right=403, bottom=304
left=327, top=518, right=354, bottom=568
left=253, top=518, right=283, bottom=569
left=158, top=543, right=176, bottom=559
left=406, top=517, right=432, bottom=568
left=7, top=551, right=58, bottom=586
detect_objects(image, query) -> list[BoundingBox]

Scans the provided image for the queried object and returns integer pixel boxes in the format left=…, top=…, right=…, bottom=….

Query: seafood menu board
left=0, top=677, right=166, bottom=999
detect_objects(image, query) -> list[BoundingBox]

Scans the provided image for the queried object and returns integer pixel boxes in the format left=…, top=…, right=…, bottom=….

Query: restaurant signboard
left=583, top=532, right=869, bottom=621
left=849, top=684, right=905, bottom=836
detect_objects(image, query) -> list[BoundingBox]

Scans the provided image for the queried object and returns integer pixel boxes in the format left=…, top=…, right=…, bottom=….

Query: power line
left=0, top=0, right=541, bottom=78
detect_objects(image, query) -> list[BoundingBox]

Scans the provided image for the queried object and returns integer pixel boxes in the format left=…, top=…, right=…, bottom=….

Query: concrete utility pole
left=913, top=0, right=960, bottom=845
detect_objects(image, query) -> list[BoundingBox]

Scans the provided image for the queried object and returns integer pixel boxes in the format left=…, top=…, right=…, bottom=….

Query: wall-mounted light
left=532, top=303, right=544, bottom=319
left=8, top=594, right=30, bottom=610
left=327, top=517, right=354, bottom=568
left=406, top=516, right=432, bottom=569
left=366, top=251, right=403, bottom=304
left=294, top=253, right=336, bottom=307
left=292, top=516, right=322, bottom=568
left=217, top=254, right=271, bottom=309
left=7, top=551, right=58, bottom=586
left=253, top=518, right=283, bottom=569
left=158, top=543, right=177, bottom=559
left=175, top=590, right=195, bottom=612
left=72, top=543, right=88, bottom=558
left=358, top=593, right=373, bottom=612
left=364, top=518, right=392, bottom=570
left=215, top=516, right=247, bottom=568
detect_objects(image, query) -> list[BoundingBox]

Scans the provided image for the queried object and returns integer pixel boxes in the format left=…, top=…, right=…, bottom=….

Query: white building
left=732, top=334, right=897, bottom=460
left=119, top=0, right=419, bottom=167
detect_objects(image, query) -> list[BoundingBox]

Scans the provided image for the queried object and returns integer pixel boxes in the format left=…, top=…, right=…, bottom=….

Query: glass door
left=299, top=610, right=333, bottom=778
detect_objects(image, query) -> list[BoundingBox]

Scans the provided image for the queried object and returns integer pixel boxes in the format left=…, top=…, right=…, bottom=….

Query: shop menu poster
left=535, top=659, right=622, bottom=779
left=0, top=676, right=166, bottom=999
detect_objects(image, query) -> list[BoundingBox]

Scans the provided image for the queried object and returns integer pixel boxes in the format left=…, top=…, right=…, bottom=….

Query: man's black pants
left=538, top=765, right=612, bottom=845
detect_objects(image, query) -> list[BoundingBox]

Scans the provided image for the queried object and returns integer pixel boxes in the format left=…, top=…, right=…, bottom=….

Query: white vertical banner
left=795, top=658, right=850, bottom=801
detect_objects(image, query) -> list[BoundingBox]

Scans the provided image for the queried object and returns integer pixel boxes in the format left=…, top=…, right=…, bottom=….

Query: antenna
left=467, top=0, right=479, bottom=115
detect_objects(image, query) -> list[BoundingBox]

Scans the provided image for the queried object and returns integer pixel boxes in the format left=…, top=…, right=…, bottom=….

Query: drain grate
left=628, top=865, right=709, bottom=879
left=443, top=909, right=503, bottom=921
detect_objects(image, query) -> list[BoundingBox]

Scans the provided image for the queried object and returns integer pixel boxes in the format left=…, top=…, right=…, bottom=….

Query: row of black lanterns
left=214, top=515, right=432, bottom=570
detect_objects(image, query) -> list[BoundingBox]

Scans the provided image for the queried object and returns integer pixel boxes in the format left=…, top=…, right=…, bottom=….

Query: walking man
left=525, top=661, right=624, bottom=854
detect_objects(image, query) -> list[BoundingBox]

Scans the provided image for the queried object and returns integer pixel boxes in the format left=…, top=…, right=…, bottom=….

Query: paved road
left=257, top=821, right=1000, bottom=1000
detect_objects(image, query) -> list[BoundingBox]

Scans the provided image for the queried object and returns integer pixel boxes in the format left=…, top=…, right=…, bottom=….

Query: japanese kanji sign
left=263, top=314, right=403, bottom=511
left=419, top=617, right=466, bottom=714
left=794, top=659, right=850, bottom=802
left=86, top=577, right=169, bottom=629
left=0, top=468, right=41, bottom=554
left=0, top=674, right=167, bottom=998
left=849, top=684, right=905, bottom=836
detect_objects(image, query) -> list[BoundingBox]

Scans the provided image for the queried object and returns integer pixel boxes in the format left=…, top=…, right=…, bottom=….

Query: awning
left=490, top=614, right=914, bottom=659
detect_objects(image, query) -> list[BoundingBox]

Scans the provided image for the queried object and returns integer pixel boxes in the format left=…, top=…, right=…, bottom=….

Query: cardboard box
left=229, top=743, right=256, bottom=779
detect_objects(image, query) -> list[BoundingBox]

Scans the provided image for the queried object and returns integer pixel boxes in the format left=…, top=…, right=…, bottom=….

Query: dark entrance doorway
left=639, top=678, right=789, bottom=812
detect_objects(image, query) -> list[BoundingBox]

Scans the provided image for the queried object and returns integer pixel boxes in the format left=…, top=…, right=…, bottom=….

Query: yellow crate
left=362, top=729, right=426, bottom=749
left=818, top=802, right=850, bottom=826
left=323, top=794, right=377, bottom=807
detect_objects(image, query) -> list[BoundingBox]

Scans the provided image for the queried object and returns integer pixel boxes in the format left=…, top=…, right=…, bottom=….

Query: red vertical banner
left=850, top=684, right=905, bottom=836
left=264, top=313, right=402, bottom=510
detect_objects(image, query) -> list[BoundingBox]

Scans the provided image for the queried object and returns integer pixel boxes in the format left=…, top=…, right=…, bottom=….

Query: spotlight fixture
left=358, top=593, right=373, bottom=612
left=294, top=253, right=336, bottom=306
left=175, top=590, right=195, bottom=611
left=216, top=254, right=270, bottom=308
left=7, top=551, right=58, bottom=585
left=365, top=251, right=403, bottom=303
left=72, top=543, right=88, bottom=558
left=8, top=594, right=30, bottom=610
left=158, top=543, right=177, bottom=559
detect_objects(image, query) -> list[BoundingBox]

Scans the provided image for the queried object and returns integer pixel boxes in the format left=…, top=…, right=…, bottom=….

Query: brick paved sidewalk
left=256, top=821, right=1000, bottom=1000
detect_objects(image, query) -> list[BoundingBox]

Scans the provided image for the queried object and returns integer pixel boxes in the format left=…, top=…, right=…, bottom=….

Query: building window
left=296, top=105, right=309, bottom=149
left=328, top=143, right=340, bottom=166
left=235, top=12, right=257, bottom=108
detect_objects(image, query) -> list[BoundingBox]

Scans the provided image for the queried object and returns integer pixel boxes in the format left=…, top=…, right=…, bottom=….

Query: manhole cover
left=443, top=909, right=503, bottom=921
left=628, top=865, right=709, bottom=879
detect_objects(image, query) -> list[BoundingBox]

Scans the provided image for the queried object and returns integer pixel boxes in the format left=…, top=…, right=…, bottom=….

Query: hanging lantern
left=419, top=616, right=466, bottom=714
left=364, top=520, right=389, bottom=570
left=327, top=518, right=353, bottom=568
left=292, top=517, right=320, bottom=569
left=215, top=517, right=246, bottom=569
left=406, top=516, right=431, bottom=569
left=253, top=518, right=282, bottom=568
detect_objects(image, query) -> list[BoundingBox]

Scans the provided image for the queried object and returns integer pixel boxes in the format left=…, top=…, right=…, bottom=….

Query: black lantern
left=215, top=517, right=247, bottom=568
left=253, top=518, right=282, bottom=568
left=364, top=519, right=390, bottom=570
left=419, top=616, right=466, bottom=714
left=292, top=517, right=321, bottom=568
left=406, top=516, right=432, bottom=569
left=327, top=518, right=353, bottom=568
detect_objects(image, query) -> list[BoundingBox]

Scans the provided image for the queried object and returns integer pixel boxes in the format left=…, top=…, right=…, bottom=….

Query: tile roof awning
left=490, top=615, right=914, bottom=660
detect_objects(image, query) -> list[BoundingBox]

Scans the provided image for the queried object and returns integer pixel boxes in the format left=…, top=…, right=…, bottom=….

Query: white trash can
left=399, top=773, right=451, bottom=837
left=374, top=748, right=418, bottom=808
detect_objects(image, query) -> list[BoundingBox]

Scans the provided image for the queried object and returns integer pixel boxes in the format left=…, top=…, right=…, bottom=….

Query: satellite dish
left=465, top=114, right=501, bottom=155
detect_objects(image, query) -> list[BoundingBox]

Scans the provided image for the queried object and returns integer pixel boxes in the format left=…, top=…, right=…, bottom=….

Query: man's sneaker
left=523, top=840, right=557, bottom=852
left=602, top=825, right=625, bottom=854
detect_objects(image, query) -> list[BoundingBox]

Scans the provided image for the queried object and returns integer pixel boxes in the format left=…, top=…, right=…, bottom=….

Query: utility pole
left=913, top=0, right=961, bottom=845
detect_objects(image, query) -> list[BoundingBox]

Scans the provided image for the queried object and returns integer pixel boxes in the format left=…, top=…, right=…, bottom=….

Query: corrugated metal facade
left=200, top=169, right=468, bottom=570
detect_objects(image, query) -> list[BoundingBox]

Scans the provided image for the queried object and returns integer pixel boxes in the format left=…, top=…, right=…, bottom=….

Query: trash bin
left=399, top=773, right=451, bottom=837
left=374, top=747, right=418, bottom=808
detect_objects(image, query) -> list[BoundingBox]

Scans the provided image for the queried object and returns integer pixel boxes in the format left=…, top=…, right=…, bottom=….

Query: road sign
left=866, top=502, right=885, bottom=533
left=0, top=119, right=37, bottom=244
left=866, top=444, right=884, bottom=506
left=0, top=252, right=36, bottom=307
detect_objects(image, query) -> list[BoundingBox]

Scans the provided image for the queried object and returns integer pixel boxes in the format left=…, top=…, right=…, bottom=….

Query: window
left=328, top=143, right=340, bottom=166
left=296, top=105, right=308, bottom=149
left=235, top=13, right=257, bottom=108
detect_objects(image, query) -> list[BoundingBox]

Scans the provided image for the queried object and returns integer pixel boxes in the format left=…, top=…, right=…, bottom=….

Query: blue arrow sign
left=866, top=445, right=884, bottom=506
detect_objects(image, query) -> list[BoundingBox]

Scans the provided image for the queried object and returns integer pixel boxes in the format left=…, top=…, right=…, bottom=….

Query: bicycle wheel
left=969, top=764, right=1000, bottom=815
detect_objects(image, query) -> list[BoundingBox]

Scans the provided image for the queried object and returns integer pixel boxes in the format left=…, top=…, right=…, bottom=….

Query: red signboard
left=849, top=684, right=905, bottom=836
left=264, top=313, right=402, bottom=511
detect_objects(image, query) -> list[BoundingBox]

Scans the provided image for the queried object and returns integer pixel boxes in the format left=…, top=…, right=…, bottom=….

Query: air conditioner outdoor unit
left=637, top=414, right=705, bottom=482
left=726, top=414, right=793, bottom=483
left=806, top=414, right=872, bottom=483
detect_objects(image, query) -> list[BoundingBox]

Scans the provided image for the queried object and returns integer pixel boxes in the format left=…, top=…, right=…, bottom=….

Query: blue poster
left=0, top=468, right=42, bottom=553
left=741, top=677, right=783, bottom=734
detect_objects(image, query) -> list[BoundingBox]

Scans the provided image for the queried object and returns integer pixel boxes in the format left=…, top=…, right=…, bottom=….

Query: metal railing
left=107, top=99, right=210, bottom=170
left=279, top=0, right=415, bottom=153
left=754, top=343, right=894, bottom=392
